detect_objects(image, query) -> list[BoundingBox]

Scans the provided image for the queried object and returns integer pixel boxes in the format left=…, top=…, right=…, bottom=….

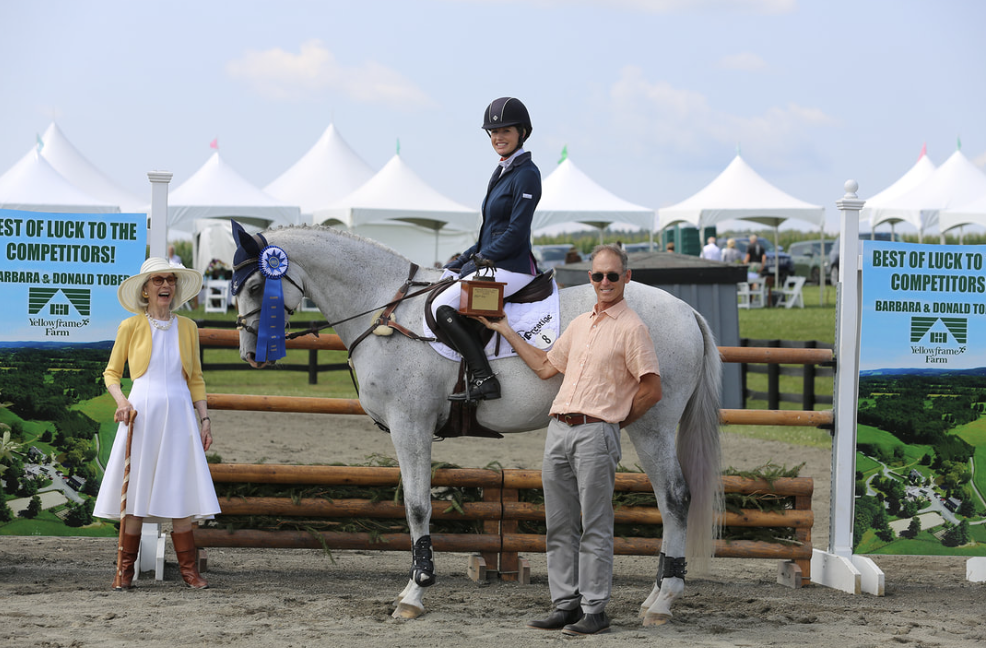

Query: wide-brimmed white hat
left=117, top=257, right=203, bottom=315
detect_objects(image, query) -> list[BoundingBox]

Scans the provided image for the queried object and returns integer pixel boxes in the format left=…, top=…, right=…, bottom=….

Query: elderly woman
left=94, top=257, right=220, bottom=590
left=432, top=96, right=543, bottom=402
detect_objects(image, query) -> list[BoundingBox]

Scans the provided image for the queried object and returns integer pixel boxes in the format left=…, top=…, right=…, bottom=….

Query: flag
left=558, top=145, right=567, bottom=164
left=396, top=138, right=400, bottom=155
left=36, top=134, right=44, bottom=153
left=210, top=138, right=219, bottom=150
left=957, top=136, right=962, bottom=151
left=918, top=142, right=927, bottom=160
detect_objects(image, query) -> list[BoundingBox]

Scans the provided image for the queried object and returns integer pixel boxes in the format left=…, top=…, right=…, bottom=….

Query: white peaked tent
left=165, top=151, right=301, bottom=231
left=939, top=191, right=986, bottom=242
left=264, top=124, right=375, bottom=219
left=532, top=157, right=655, bottom=243
left=314, top=154, right=480, bottom=267
left=40, top=123, right=144, bottom=212
left=859, top=149, right=936, bottom=238
left=158, top=151, right=301, bottom=271
left=658, top=154, right=825, bottom=287
left=0, top=148, right=119, bottom=213
left=864, top=149, right=986, bottom=242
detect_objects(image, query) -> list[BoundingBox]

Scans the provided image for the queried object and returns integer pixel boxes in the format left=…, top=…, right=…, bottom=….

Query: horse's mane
left=267, top=223, right=416, bottom=264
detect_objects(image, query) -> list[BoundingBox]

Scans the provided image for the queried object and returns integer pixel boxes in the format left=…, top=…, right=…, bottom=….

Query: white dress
left=94, top=317, right=221, bottom=522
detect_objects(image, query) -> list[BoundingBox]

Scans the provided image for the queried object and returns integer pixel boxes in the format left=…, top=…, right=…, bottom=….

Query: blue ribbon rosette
left=255, top=245, right=289, bottom=363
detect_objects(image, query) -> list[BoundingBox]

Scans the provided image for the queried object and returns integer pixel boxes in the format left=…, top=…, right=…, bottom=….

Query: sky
left=2, top=0, right=985, bottom=236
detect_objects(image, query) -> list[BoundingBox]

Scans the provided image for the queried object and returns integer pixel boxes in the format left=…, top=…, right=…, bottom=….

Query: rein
left=237, top=263, right=457, bottom=390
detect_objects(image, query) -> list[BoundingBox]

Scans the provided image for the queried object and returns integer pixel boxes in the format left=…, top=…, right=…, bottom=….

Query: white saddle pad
left=425, top=281, right=561, bottom=362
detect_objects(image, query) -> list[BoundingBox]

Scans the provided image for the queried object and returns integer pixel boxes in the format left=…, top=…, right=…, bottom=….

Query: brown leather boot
left=171, top=529, right=208, bottom=589
left=112, top=532, right=142, bottom=590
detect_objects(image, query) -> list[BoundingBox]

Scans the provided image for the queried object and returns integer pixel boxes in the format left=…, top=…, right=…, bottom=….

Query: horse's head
left=231, top=221, right=308, bottom=368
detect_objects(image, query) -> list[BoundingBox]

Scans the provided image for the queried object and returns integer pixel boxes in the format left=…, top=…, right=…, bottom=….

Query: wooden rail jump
left=196, top=328, right=830, bottom=587
left=195, top=464, right=814, bottom=587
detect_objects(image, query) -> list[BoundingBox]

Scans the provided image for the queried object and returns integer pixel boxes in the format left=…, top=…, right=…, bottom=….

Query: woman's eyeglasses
left=590, top=272, right=623, bottom=283
left=149, top=276, right=177, bottom=286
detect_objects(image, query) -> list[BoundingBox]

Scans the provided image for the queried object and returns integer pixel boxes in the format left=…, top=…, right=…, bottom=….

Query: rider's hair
left=590, top=243, right=629, bottom=273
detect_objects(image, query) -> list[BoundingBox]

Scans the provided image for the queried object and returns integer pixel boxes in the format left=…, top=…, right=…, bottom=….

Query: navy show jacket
left=456, top=151, right=542, bottom=276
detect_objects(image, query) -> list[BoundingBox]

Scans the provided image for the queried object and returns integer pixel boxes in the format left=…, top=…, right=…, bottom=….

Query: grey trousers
left=542, top=417, right=621, bottom=614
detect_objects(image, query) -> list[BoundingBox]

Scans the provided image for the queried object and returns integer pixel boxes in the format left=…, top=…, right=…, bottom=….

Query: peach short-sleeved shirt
left=546, top=299, right=660, bottom=424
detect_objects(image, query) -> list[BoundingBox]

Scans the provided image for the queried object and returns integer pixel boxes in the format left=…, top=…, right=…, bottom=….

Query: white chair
left=737, top=282, right=765, bottom=309
left=776, top=276, right=806, bottom=309
left=204, top=279, right=230, bottom=313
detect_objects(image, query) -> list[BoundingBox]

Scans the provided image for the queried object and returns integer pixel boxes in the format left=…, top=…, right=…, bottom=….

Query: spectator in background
left=700, top=236, right=722, bottom=261
left=565, top=247, right=582, bottom=264
left=167, top=244, right=182, bottom=266
left=665, top=242, right=675, bottom=253
left=721, top=238, right=742, bottom=264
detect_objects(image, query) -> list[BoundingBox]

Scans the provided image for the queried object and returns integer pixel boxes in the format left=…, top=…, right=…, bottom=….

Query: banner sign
left=856, top=240, right=986, bottom=556
left=0, top=209, right=146, bottom=536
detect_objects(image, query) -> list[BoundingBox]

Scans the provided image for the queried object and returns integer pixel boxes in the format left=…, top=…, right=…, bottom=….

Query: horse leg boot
left=112, top=532, right=141, bottom=590
left=436, top=306, right=500, bottom=402
left=171, top=530, right=209, bottom=589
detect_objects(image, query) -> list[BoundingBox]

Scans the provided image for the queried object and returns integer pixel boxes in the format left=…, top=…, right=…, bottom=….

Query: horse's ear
left=231, top=220, right=259, bottom=256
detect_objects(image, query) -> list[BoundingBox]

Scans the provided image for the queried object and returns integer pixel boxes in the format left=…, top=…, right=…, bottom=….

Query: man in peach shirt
left=480, top=243, right=662, bottom=635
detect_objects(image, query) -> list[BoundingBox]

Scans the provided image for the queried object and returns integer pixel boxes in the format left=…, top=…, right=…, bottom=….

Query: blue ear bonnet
left=230, top=220, right=267, bottom=296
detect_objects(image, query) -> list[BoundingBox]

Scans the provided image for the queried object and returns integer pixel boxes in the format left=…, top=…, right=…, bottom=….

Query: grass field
left=955, top=418, right=986, bottom=505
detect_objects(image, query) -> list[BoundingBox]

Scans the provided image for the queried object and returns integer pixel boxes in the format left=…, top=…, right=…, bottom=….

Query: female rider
left=432, top=97, right=542, bottom=402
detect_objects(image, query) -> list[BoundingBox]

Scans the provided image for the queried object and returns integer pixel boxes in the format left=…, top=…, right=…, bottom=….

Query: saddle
left=425, top=270, right=556, bottom=441
left=423, top=270, right=555, bottom=350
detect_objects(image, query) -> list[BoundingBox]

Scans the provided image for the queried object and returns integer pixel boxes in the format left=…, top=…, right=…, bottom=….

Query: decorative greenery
left=204, top=458, right=805, bottom=546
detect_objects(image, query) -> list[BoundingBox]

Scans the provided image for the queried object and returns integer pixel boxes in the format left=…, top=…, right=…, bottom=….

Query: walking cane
left=112, top=409, right=137, bottom=591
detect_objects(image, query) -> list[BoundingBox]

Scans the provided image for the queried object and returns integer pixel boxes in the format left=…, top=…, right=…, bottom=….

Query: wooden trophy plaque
left=459, top=277, right=506, bottom=318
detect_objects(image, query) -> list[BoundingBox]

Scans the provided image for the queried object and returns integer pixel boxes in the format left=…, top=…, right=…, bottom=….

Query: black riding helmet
left=482, top=97, right=532, bottom=142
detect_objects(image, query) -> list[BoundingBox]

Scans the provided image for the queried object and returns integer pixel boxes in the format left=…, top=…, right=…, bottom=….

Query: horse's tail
left=676, top=309, right=723, bottom=575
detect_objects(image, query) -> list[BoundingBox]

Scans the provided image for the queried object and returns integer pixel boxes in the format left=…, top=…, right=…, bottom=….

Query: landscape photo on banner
left=856, top=240, right=986, bottom=556
left=0, top=209, right=146, bottom=536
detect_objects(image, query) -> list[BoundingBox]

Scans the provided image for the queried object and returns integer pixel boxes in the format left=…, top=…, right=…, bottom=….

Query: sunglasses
left=149, top=275, right=177, bottom=286
left=589, top=271, right=623, bottom=283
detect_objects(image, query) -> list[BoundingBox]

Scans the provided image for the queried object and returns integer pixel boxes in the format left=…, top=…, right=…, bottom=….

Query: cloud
left=226, top=39, right=436, bottom=108
left=448, top=0, right=796, bottom=14
left=718, top=52, right=768, bottom=71
left=609, top=0, right=796, bottom=13
left=608, top=65, right=836, bottom=167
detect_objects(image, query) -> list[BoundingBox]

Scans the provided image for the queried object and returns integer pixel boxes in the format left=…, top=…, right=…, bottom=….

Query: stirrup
left=448, top=375, right=500, bottom=402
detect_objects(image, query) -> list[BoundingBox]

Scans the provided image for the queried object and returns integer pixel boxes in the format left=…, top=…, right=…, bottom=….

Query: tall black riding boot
left=436, top=305, right=500, bottom=402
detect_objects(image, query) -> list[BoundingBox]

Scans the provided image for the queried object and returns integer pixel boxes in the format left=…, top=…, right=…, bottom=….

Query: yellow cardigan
left=103, top=315, right=207, bottom=403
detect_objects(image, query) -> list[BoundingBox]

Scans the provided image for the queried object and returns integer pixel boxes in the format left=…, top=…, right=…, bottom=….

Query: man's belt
left=552, top=413, right=605, bottom=426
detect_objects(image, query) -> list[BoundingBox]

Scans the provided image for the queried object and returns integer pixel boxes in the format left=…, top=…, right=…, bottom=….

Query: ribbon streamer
left=255, top=245, right=289, bottom=363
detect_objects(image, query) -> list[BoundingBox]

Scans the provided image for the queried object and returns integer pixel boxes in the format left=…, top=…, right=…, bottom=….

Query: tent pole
left=819, top=227, right=825, bottom=306
left=773, top=225, right=780, bottom=300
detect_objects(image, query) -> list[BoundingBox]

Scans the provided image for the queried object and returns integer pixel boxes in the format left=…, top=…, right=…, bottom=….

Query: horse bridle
left=233, top=270, right=306, bottom=337
left=235, top=260, right=450, bottom=346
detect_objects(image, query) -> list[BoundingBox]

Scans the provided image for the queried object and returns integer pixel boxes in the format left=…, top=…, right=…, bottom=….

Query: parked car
left=788, top=240, right=834, bottom=285
left=717, top=236, right=794, bottom=284
left=532, top=244, right=582, bottom=270
left=828, top=232, right=895, bottom=284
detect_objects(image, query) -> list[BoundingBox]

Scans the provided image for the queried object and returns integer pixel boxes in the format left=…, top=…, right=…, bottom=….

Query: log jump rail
left=195, top=464, right=814, bottom=587
left=197, top=328, right=831, bottom=587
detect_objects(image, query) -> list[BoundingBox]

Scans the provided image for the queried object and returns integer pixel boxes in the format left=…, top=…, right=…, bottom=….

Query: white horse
left=232, top=224, right=722, bottom=625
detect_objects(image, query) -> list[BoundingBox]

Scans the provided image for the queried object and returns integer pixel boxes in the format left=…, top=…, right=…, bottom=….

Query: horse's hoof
left=638, top=605, right=647, bottom=619
left=643, top=612, right=672, bottom=626
left=393, top=602, right=424, bottom=619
